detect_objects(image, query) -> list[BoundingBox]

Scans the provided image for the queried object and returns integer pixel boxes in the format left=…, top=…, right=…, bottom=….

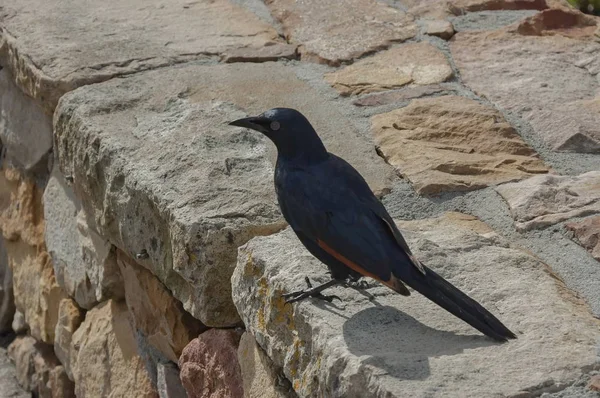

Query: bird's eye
left=270, top=121, right=280, bottom=131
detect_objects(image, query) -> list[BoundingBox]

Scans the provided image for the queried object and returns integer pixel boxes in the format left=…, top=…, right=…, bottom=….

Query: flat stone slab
left=371, top=95, right=549, bottom=195
left=566, top=216, right=600, bottom=262
left=265, top=0, right=417, bottom=65
left=451, top=28, right=600, bottom=153
left=399, top=0, right=547, bottom=19
left=0, top=0, right=284, bottom=113
left=55, top=61, right=393, bottom=326
left=325, top=43, right=453, bottom=96
left=496, top=171, right=600, bottom=231
left=232, top=212, right=600, bottom=397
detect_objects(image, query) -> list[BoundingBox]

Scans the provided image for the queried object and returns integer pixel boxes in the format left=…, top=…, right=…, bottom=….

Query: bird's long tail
left=399, top=264, right=516, bottom=342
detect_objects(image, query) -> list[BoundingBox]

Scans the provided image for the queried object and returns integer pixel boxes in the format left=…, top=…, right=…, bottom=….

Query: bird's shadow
left=341, top=305, right=497, bottom=381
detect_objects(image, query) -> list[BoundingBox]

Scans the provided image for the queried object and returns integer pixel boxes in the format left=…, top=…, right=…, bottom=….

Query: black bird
left=230, top=108, right=516, bottom=342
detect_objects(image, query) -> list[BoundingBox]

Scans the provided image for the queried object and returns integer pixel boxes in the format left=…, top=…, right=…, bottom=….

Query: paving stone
left=566, top=216, right=600, bottom=261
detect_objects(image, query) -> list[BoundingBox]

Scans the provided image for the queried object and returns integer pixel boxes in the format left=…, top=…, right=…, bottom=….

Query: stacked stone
left=0, top=0, right=599, bottom=397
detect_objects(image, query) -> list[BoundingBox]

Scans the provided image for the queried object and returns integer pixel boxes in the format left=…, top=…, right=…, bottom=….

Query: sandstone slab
left=516, top=7, right=599, bottom=38
left=238, top=332, right=295, bottom=398
left=54, top=298, right=83, bottom=380
left=566, top=216, right=600, bottom=261
left=265, top=0, right=416, bottom=65
left=0, top=0, right=283, bottom=113
left=371, top=95, right=549, bottom=195
left=400, top=0, right=547, bottom=19
left=353, top=85, right=449, bottom=107
left=451, top=29, right=600, bottom=153
left=0, top=68, right=53, bottom=170
left=232, top=213, right=600, bottom=398
left=156, top=362, right=187, bottom=398
left=0, top=168, right=67, bottom=343
left=325, top=43, right=453, bottom=96
left=496, top=171, right=600, bottom=231
left=222, top=43, right=298, bottom=63
left=0, top=237, right=15, bottom=332
left=55, top=62, right=393, bottom=326
left=7, top=335, right=75, bottom=398
left=422, top=20, right=455, bottom=40
left=69, top=300, right=157, bottom=398
left=179, top=328, right=244, bottom=398
left=117, top=250, right=206, bottom=363
left=44, top=165, right=123, bottom=308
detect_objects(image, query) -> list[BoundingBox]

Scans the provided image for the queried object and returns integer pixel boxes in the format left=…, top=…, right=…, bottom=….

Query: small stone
left=222, top=43, right=298, bottom=63
left=422, top=20, right=455, bottom=40
left=496, top=171, right=600, bottom=231
left=371, top=95, right=549, bottom=195
left=12, top=310, right=27, bottom=334
left=54, top=298, right=83, bottom=380
left=156, top=362, right=187, bottom=398
left=69, top=300, right=157, bottom=398
left=326, top=43, right=453, bottom=96
left=179, top=329, right=244, bottom=398
left=565, top=216, right=600, bottom=261
left=266, top=0, right=417, bottom=65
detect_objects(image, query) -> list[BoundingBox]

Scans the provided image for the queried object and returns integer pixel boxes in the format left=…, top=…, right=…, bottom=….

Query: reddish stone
left=566, top=216, right=600, bottom=261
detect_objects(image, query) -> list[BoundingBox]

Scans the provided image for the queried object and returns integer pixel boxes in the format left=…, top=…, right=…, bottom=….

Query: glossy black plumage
left=229, top=108, right=516, bottom=342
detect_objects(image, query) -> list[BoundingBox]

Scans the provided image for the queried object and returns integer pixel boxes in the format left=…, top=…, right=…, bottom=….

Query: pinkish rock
left=179, top=329, right=244, bottom=398
left=222, top=43, right=297, bottom=63
left=516, top=8, right=598, bottom=38
left=565, top=216, right=600, bottom=261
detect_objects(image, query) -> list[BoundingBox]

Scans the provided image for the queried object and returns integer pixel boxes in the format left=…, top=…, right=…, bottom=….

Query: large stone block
left=0, top=0, right=285, bottom=113
left=0, top=168, right=67, bottom=343
left=44, top=165, right=123, bottom=309
left=0, top=68, right=53, bottom=170
left=69, top=300, right=157, bottom=398
left=54, top=62, right=393, bottom=326
left=232, top=213, right=600, bottom=397
left=53, top=298, right=83, bottom=380
left=117, top=250, right=206, bottom=363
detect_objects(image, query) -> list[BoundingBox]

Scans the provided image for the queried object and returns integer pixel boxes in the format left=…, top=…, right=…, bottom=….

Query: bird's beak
left=228, top=116, right=270, bottom=133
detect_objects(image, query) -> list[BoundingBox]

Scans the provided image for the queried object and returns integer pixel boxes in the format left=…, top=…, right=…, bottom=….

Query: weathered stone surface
left=353, top=85, right=448, bottom=107
left=401, top=0, right=547, bottom=19
left=496, top=171, right=600, bottom=231
left=117, top=250, right=206, bottom=363
left=566, top=216, right=600, bottom=261
left=371, top=95, right=549, bottom=195
left=0, top=344, right=30, bottom=398
left=7, top=335, right=75, bottom=398
left=0, top=0, right=284, bottom=113
left=54, top=298, right=83, bottom=380
left=451, top=30, right=600, bottom=153
left=179, top=329, right=244, bottom=398
left=422, top=20, right=455, bottom=40
left=222, top=43, right=298, bottom=63
left=12, top=310, right=27, bottom=334
left=0, top=238, right=15, bottom=332
left=55, top=62, right=393, bottom=326
left=516, top=7, right=599, bottom=38
left=265, top=0, right=416, bottom=65
left=238, top=332, right=295, bottom=398
left=43, top=165, right=123, bottom=309
left=0, top=168, right=67, bottom=343
left=69, top=300, right=156, bottom=398
left=0, top=68, right=53, bottom=170
left=325, top=43, right=453, bottom=96
left=589, top=374, right=600, bottom=391
left=232, top=213, right=600, bottom=397
left=156, top=362, right=187, bottom=398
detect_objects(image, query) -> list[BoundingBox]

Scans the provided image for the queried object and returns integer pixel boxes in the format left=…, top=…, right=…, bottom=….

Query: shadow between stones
left=342, top=305, right=495, bottom=381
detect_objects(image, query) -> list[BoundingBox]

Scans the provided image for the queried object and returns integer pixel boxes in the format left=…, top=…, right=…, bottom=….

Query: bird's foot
left=344, top=279, right=372, bottom=290
left=283, top=277, right=341, bottom=304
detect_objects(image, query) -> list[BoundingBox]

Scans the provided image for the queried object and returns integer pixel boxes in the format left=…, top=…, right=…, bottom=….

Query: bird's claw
left=345, top=279, right=372, bottom=290
left=283, top=277, right=342, bottom=304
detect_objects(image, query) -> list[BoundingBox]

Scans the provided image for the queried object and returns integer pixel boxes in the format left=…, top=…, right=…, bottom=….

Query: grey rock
left=0, top=68, right=52, bottom=170
left=0, top=344, right=30, bottom=398
left=496, top=171, right=600, bottom=231
left=54, top=61, right=393, bottom=326
left=0, top=0, right=284, bottom=113
left=43, top=165, right=123, bottom=309
left=157, top=362, right=187, bottom=398
left=0, top=238, right=15, bottom=333
left=11, top=311, right=27, bottom=335
left=232, top=213, right=600, bottom=398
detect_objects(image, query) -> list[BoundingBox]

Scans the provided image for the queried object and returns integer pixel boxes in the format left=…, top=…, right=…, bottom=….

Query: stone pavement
left=1, top=0, right=599, bottom=397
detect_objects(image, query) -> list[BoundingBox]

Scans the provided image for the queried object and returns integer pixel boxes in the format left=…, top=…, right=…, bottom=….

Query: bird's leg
left=344, top=278, right=372, bottom=290
left=283, top=277, right=342, bottom=303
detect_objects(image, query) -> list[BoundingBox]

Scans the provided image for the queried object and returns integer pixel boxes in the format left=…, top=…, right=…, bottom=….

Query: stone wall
left=0, top=0, right=599, bottom=397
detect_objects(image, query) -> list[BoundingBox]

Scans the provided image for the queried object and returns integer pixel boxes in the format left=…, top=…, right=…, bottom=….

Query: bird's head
left=229, top=108, right=327, bottom=162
